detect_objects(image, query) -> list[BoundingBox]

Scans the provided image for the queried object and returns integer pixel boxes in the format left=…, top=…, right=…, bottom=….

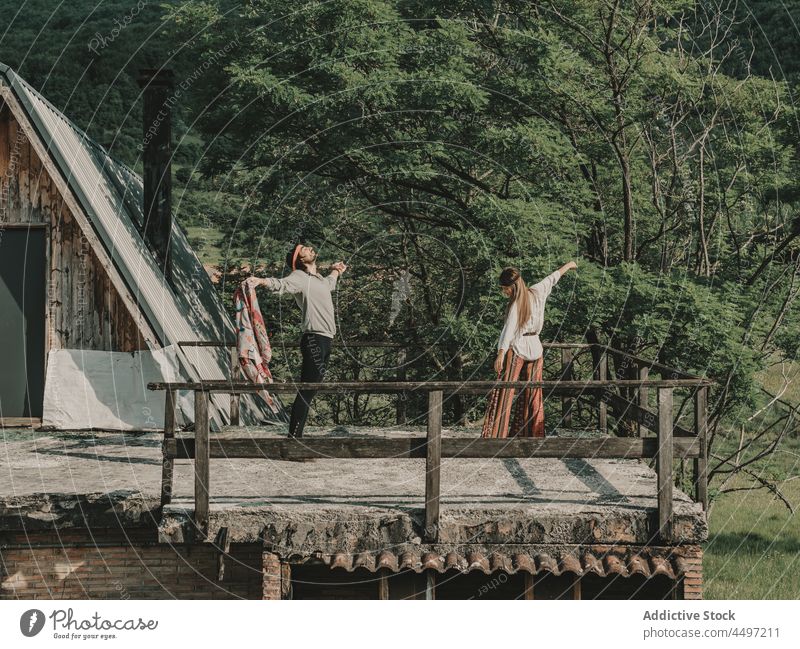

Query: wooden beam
left=657, top=387, right=674, bottom=543
left=229, top=346, right=240, bottom=426
left=573, top=575, right=582, bottom=600
left=152, top=382, right=603, bottom=396
left=597, top=352, right=608, bottom=435
left=40, top=216, right=52, bottom=383
left=395, top=347, right=407, bottom=425
left=694, top=386, right=709, bottom=511
left=165, top=435, right=700, bottom=460
left=425, top=390, right=442, bottom=542
left=523, top=573, right=534, bottom=600
left=160, top=388, right=176, bottom=506
left=280, top=563, right=292, bottom=600
left=561, top=348, right=573, bottom=428
left=0, top=417, right=41, bottom=428
left=214, top=527, right=230, bottom=582
left=592, top=344, right=703, bottom=381
left=148, top=378, right=713, bottom=393
left=604, top=392, right=695, bottom=438
left=425, top=570, right=435, bottom=600
left=638, top=365, right=649, bottom=437
left=378, top=569, right=389, bottom=600
left=168, top=436, right=423, bottom=459
left=177, top=340, right=593, bottom=350
left=194, top=390, right=210, bottom=538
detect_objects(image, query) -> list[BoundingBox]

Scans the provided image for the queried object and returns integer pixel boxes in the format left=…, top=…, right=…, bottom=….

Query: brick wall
left=681, top=545, right=703, bottom=600
left=2, top=532, right=703, bottom=600
left=1, top=538, right=262, bottom=600
left=262, top=552, right=281, bottom=600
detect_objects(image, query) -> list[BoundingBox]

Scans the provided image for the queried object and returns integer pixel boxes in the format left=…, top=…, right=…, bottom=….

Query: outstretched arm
left=531, top=260, right=578, bottom=299
left=251, top=272, right=305, bottom=295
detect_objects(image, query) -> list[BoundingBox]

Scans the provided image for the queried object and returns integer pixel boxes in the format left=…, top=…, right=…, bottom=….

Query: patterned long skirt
left=481, top=349, right=545, bottom=438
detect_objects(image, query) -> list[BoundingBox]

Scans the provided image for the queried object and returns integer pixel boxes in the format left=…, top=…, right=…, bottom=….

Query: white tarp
left=42, top=346, right=184, bottom=431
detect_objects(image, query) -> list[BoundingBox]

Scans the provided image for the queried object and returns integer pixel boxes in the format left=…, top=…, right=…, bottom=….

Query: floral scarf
left=234, top=277, right=279, bottom=414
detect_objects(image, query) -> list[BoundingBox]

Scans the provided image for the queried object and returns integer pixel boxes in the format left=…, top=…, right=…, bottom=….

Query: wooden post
left=160, top=388, right=176, bottom=506
left=378, top=569, right=390, bottom=600
left=596, top=351, right=608, bottom=435
left=194, top=389, right=210, bottom=538
left=425, top=570, right=436, bottom=600
left=694, top=386, right=709, bottom=511
left=572, top=575, right=582, bottom=600
left=215, top=527, right=230, bottom=582
left=229, top=345, right=240, bottom=426
left=280, top=563, right=292, bottom=600
left=523, top=573, right=534, bottom=600
left=657, top=387, right=674, bottom=543
left=638, top=364, right=649, bottom=437
left=561, top=348, right=573, bottom=428
left=396, top=347, right=407, bottom=425
left=425, top=390, right=443, bottom=542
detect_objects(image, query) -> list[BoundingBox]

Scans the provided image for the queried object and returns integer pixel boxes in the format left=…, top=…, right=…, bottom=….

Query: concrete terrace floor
left=0, top=426, right=707, bottom=551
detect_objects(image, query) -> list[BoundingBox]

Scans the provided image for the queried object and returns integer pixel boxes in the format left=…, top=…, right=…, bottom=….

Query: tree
left=171, top=0, right=799, bottom=503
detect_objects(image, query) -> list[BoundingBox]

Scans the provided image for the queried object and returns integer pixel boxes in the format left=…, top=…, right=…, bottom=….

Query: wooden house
left=0, top=63, right=277, bottom=430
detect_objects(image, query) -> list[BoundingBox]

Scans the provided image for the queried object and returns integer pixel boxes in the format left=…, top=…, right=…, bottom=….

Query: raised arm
left=559, top=260, right=578, bottom=275
left=531, top=261, right=577, bottom=299
left=325, top=261, right=348, bottom=290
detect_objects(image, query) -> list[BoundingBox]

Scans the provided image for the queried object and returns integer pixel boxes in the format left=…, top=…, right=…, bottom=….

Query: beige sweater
left=263, top=269, right=338, bottom=338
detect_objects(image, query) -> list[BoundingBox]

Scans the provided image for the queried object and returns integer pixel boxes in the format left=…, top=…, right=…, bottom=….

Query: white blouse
left=497, top=269, right=562, bottom=361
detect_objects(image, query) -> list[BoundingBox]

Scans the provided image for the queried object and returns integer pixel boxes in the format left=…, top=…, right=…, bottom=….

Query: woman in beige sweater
left=481, top=261, right=577, bottom=438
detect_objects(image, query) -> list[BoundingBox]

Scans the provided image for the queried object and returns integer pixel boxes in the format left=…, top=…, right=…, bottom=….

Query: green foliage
left=0, top=0, right=196, bottom=165
left=722, top=0, right=800, bottom=85
left=1, top=0, right=797, bottom=438
left=166, top=1, right=799, bottom=429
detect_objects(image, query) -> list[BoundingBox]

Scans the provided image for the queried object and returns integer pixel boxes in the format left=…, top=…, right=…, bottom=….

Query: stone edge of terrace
left=158, top=501, right=708, bottom=548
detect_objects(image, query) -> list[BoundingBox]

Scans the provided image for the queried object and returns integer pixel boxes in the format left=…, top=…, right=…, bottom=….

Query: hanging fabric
left=234, top=277, right=279, bottom=414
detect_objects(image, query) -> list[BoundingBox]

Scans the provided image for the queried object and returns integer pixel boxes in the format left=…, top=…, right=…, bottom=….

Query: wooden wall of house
left=0, top=102, right=145, bottom=352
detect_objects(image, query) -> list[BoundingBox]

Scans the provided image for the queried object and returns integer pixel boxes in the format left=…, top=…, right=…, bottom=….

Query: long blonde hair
left=499, top=267, right=532, bottom=333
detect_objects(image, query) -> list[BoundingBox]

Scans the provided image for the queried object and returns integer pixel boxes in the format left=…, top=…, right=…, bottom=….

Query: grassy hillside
left=705, top=434, right=800, bottom=598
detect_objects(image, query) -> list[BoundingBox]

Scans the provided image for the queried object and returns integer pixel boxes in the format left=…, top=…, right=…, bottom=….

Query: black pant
left=289, top=333, right=332, bottom=438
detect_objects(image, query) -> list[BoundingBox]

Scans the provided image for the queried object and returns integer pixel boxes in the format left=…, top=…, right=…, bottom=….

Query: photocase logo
left=20, top=609, right=45, bottom=637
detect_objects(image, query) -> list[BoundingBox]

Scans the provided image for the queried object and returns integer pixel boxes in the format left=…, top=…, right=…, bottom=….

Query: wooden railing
left=178, top=339, right=592, bottom=426
left=179, top=339, right=422, bottom=425
left=150, top=343, right=712, bottom=547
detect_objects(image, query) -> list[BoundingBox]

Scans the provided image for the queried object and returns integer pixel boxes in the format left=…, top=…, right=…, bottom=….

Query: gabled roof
left=0, top=63, right=278, bottom=427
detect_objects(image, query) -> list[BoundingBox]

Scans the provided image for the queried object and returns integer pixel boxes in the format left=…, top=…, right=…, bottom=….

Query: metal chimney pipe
left=137, top=68, right=174, bottom=282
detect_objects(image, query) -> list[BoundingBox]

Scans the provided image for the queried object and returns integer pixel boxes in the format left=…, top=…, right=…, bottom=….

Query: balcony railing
left=151, top=342, right=712, bottom=547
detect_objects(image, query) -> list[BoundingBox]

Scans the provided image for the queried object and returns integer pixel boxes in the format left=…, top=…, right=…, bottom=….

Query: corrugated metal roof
left=298, top=547, right=692, bottom=579
left=0, top=63, right=282, bottom=427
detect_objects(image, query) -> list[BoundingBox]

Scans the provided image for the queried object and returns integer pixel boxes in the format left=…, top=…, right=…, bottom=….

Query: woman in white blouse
left=481, top=261, right=578, bottom=438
